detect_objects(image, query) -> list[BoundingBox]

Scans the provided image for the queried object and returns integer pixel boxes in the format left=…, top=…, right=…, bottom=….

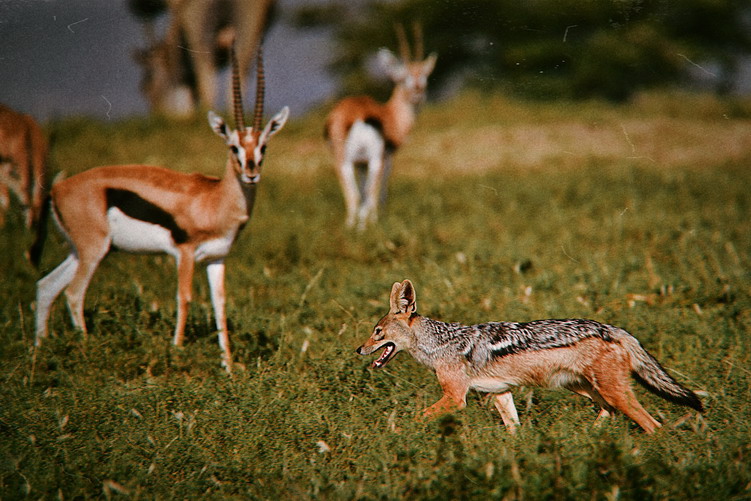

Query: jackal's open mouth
left=372, top=342, right=396, bottom=369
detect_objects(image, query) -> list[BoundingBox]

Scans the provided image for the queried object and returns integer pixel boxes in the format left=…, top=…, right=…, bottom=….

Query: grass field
left=1, top=92, right=750, bottom=499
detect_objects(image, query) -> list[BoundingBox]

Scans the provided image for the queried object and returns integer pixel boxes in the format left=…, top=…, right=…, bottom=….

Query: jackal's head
left=356, top=280, right=418, bottom=369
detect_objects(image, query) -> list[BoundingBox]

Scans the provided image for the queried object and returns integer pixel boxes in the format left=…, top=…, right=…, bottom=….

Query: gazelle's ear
left=389, top=279, right=417, bottom=314
left=422, top=53, right=438, bottom=76
left=259, top=106, right=289, bottom=144
left=208, top=111, right=230, bottom=140
left=377, top=48, right=407, bottom=81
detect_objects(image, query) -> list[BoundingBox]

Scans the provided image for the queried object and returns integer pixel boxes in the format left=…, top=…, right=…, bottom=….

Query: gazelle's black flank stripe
left=363, top=116, right=397, bottom=152
left=106, top=188, right=188, bottom=244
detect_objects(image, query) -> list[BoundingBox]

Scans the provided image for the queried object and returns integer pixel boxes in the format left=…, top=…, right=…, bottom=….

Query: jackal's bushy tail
left=620, top=332, right=704, bottom=412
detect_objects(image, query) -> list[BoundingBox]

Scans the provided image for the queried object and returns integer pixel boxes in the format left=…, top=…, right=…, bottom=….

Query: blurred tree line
left=294, top=0, right=751, bottom=101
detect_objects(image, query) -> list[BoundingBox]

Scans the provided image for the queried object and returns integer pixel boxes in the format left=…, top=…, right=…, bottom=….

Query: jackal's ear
left=390, top=279, right=417, bottom=314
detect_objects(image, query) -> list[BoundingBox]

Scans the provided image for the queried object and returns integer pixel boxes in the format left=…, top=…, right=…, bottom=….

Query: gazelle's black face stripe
left=229, top=131, right=265, bottom=184
left=105, top=188, right=188, bottom=243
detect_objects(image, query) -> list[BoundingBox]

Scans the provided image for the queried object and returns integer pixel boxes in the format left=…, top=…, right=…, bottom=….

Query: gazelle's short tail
left=620, top=332, right=703, bottom=412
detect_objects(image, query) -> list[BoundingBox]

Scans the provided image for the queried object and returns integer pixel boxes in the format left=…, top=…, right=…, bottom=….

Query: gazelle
left=325, top=24, right=437, bottom=230
left=32, top=43, right=289, bottom=372
left=0, top=104, right=48, bottom=229
left=131, top=0, right=275, bottom=116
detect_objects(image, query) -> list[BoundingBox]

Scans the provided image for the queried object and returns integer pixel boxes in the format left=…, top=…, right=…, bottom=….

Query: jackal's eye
left=373, top=326, right=383, bottom=340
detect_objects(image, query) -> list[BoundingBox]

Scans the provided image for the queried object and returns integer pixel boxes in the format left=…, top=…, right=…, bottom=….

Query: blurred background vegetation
left=294, top=0, right=751, bottom=102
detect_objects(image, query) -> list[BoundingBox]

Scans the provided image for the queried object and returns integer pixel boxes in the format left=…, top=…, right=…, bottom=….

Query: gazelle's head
left=209, top=43, right=289, bottom=185
left=378, top=23, right=437, bottom=104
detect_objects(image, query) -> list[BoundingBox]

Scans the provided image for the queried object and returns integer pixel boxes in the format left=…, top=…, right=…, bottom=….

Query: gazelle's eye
left=230, top=146, right=239, bottom=155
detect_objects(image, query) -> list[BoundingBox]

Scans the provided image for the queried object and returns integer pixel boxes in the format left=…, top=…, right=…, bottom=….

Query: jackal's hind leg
left=564, top=378, right=616, bottom=426
left=591, top=355, right=662, bottom=434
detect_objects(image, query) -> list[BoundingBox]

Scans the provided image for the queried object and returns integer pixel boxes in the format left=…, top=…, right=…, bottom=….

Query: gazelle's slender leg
left=35, top=253, right=79, bottom=345
left=64, top=237, right=111, bottom=336
left=173, top=247, right=195, bottom=347
left=206, top=260, right=232, bottom=372
left=17, top=151, right=32, bottom=227
left=358, top=155, right=383, bottom=230
left=379, top=154, right=393, bottom=206
left=337, top=160, right=361, bottom=229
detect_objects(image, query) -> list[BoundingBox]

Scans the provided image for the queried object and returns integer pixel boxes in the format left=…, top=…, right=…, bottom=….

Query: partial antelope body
left=131, top=0, right=275, bottom=117
left=357, top=280, right=704, bottom=434
left=325, top=24, right=436, bottom=230
left=33, top=44, right=289, bottom=372
left=0, top=104, right=48, bottom=229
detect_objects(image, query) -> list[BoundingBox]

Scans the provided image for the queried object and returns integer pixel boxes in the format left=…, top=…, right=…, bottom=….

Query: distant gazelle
left=0, top=104, right=48, bottom=229
left=325, top=24, right=436, bottom=230
left=32, top=43, right=289, bottom=372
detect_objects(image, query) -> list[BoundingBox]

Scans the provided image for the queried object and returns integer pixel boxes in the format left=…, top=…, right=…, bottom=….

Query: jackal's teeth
left=372, top=342, right=395, bottom=369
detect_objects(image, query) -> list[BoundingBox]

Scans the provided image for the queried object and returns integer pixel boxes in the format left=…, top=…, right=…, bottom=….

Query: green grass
left=2, top=92, right=751, bottom=499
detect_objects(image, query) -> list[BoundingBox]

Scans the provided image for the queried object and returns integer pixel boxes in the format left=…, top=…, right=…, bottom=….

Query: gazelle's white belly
left=108, top=207, right=179, bottom=257
left=107, top=208, right=238, bottom=263
left=194, top=229, right=238, bottom=262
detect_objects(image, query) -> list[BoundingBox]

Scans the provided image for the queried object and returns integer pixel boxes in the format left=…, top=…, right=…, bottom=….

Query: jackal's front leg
left=420, top=366, right=469, bottom=421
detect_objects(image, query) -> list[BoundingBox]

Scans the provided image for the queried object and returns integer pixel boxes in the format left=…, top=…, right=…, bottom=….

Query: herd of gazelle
left=13, top=28, right=432, bottom=372
left=2, top=29, right=704, bottom=434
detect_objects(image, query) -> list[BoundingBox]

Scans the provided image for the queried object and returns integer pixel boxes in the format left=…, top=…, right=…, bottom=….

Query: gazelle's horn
left=412, top=22, right=424, bottom=61
left=395, top=23, right=411, bottom=62
left=231, top=40, right=245, bottom=132
left=253, top=45, right=265, bottom=132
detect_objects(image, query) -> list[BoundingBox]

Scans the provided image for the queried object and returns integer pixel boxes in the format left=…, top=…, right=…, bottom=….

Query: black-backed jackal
left=357, top=280, right=703, bottom=433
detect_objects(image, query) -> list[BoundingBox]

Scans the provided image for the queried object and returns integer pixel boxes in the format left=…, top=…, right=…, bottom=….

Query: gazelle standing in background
left=0, top=104, right=48, bottom=229
left=325, top=24, right=437, bottom=230
left=32, top=43, right=289, bottom=373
